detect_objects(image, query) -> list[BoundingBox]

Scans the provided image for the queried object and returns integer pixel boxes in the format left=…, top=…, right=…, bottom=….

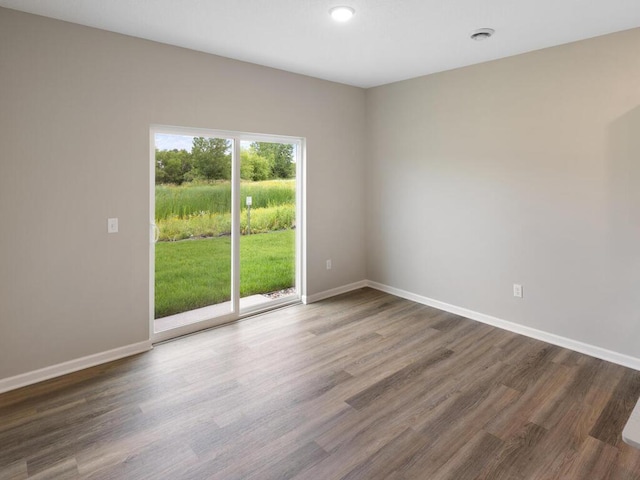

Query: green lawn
left=155, top=229, right=295, bottom=318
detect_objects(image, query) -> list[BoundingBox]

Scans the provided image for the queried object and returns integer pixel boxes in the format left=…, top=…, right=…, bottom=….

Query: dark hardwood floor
left=2, top=288, right=640, bottom=479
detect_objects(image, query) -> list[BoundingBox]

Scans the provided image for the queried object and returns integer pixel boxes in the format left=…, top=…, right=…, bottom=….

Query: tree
left=240, top=150, right=271, bottom=181
left=191, top=137, right=232, bottom=181
left=250, top=142, right=295, bottom=179
left=155, top=148, right=192, bottom=185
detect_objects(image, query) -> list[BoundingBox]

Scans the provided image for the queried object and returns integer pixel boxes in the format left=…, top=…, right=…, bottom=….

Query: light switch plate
left=513, top=284, right=523, bottom=298
left=107, top=218, right=118, bottom=233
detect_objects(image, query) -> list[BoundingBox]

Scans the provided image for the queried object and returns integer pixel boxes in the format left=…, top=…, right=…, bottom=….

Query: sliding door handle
left=152, top=224, right=160, bottom=243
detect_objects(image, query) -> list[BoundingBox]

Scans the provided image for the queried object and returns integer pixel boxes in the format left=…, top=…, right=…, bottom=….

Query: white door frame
left=149, top=125, right=306, bottom=343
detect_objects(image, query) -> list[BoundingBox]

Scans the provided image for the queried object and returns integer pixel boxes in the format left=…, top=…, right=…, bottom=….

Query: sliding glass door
left=150, top=126, right=302, bottom=341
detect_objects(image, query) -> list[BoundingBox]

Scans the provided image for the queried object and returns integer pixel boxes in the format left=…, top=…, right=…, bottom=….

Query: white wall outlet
left=513, top=284, right=523, bottom=298
left=326, top=259, right=332, bottom=270
left=107, top=218, right=119, bottom=233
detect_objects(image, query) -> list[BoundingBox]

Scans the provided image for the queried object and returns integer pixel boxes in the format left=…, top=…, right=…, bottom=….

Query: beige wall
left=0, top=8, right=367, bottom=379
left=2, top=6, right=639, bottom=385
left=366, top=28, right=640, bottom=357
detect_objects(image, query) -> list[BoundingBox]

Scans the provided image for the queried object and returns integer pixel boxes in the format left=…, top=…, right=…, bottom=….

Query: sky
left=155, top=133, right=253, bottom=151
left=154, top=133, right=195, bottom=151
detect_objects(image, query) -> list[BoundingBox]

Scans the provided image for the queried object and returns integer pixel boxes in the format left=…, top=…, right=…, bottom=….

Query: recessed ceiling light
left=330, top=6, right=355, bottom=22
left=471, top=28, right=495, bottom=41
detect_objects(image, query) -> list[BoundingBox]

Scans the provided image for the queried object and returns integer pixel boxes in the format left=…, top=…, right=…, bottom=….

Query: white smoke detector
left=471, top=28, right=495, bottom=41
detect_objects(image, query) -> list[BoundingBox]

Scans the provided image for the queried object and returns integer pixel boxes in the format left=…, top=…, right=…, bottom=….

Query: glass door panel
left=239, top=141, right=298, bottom=312
left=153, top=133, right=233, bottom=333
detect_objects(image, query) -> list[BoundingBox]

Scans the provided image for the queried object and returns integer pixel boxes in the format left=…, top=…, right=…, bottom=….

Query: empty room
left=1, top=1, right=640, bottom=478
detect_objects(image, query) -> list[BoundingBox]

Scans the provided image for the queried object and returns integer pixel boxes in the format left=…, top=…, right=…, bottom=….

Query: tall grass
left=155, top=180, right=295, bottom=220
left=157, top=204, right=295, bottom=241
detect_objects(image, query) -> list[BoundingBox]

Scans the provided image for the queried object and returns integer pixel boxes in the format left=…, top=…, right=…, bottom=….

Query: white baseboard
left=302, top=280, right=368, bottom=304
left=366, top=280, right=640, bottom=371
left=0, top=340, right=152, bottom=394
left=4, top=278, right=638, bottom=395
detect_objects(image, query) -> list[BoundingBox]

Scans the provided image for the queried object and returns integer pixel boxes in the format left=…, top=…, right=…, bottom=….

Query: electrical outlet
left=326, top=259, right=332, bottom=270
left=513, top=284, right=523, bottom=298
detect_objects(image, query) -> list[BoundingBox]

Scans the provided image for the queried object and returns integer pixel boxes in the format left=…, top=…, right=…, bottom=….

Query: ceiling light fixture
left=330, top=6, right=355, bottom=22
left=470, top=28, right=495, bottom=41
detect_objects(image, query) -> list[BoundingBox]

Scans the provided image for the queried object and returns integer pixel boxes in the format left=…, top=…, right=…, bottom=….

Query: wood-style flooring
left=2, top=288, right=640, bottom=479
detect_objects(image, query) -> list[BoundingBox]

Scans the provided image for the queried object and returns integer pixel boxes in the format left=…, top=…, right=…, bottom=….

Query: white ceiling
left=2, top=0, right=639, bottom=88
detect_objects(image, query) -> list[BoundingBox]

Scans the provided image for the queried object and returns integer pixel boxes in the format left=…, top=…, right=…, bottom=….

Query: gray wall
left=0, top=8, right=366, bottom=379
left=2, top=5, right=639, bottom=384
left=366, top=28, right=640, bottom=357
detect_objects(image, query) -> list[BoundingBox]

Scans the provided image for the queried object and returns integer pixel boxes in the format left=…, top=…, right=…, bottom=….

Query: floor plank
left=1, top=288, right=640, bottom=479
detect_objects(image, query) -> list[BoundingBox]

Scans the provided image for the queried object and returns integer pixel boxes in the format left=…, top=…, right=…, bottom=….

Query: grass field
left=157, top=204, right=295, bottom=241
left=155, top=180, right=295, bottom=219
left=155, top=229, right=295, bottom=318
left=155, top=179, right=295, bottom=240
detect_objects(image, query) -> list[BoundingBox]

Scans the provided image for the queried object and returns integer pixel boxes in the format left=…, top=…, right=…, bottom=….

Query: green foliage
left=240, top=205, right=295, bottom=235
left=156, top=204, right=295, bottom=241
left=240, top=149, right=271, bottom=181
left=155, top=136, right=232, bottom=184
left=156, top=183, right=232, bottom=220
left=155, top=149, right=192, bottom=185
left=155, top=180, right=295, bottom=221
left=155, top=230, right=295, bottom=318
left=155, top=138, right=296, bottom=185
left=239, top=180, right=295, bottom=211
left=251, top=142, right=295, bottom=179
left=156, top=211, right=231, bottom=242
left=190, top=137, right=232, bottom=181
